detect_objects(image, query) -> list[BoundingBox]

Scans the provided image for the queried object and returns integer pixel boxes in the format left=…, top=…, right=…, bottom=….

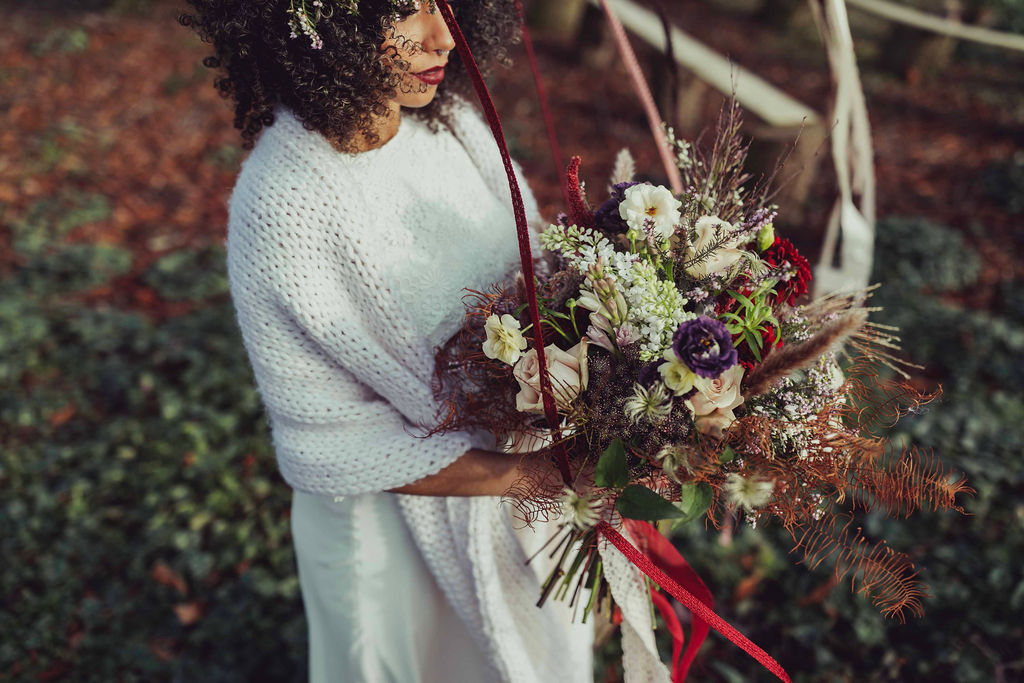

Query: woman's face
left=380, top=2, right=457, bottom=109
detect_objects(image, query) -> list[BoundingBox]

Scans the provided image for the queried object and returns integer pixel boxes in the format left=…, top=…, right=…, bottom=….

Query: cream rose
left=685, top=364, right=745, bottom=438
left=684, top=215, right=746, bottom=278
left=512, top=340, right=589, bottom=413
left=482, top=313, right=528, bottom=366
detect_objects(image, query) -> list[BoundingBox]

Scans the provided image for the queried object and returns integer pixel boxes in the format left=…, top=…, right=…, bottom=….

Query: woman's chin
left=396, top=86, right=440, bottom=109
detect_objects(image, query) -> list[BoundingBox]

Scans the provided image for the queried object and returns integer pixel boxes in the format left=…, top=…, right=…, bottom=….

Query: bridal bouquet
left=430, top=102, right=969, bottom=629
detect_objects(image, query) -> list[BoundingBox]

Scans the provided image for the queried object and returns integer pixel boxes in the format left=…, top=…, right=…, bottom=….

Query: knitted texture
left=226, top=96, right=603, bottom=682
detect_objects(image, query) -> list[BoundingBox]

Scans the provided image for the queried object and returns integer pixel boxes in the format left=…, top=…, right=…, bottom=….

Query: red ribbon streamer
left=436, top=0, right=573, bottom=487
left=434, top=4, right=790, bottom=681
left=599, top=521, right=792, bottom=682
left=649, top=589, right=686, bottom=679
left=623, top=519, right=713, bottom=681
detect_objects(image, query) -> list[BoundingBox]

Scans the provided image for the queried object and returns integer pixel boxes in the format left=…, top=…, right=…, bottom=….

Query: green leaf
left=751, top=329, right=765, bottom=349
left=727, top=289, right=754, bottom=309
left=594, top=438, right=629, bottom=489
left=615, top=484, right=685, bottom=522
left=719, top=445, right=736, bottom=463
left=672, top=482, right=713, bottom=527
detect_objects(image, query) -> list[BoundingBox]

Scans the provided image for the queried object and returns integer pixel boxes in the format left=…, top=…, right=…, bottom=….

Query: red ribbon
left=600, top=521, right=792, bottom=683
left=623, top=519, right=713, bottom=681
left=433, top=3, right=791, bottom=681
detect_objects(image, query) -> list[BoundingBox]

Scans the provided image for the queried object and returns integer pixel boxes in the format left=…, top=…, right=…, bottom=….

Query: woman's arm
left=387, top=448, right=598, bottom=498
left=385, top=448, right=523, bottom=497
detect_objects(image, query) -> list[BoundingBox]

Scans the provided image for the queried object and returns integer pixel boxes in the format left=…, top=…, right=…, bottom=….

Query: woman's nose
left=423, top=3, right=456, bottom=55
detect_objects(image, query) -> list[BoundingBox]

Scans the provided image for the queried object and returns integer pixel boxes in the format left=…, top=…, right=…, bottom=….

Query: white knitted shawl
left=226, top=95, right=668, bottom=683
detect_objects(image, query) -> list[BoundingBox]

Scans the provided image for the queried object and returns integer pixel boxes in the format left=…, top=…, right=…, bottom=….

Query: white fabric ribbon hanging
left=809, top=0, right=877, bottom=297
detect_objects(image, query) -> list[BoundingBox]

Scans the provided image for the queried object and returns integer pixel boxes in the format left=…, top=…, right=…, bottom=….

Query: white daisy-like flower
left=624, top=382, right=672, bottom=425
left=619, top=184, right=682, bottom=242
left=653, top=443, right=692, bottom=484
left=559, top=487, right=603, bottom=531
left=722, top=473, right=775, bottom=513
left=481, top=313, right=528, bottom=366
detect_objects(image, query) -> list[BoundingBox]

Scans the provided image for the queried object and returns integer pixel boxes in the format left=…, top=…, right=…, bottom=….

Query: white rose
left=482, top=313, right=528, bottom=366
left=684, top=215, right=746, bottom=278
left=512, top=340, right=590, bottom=413
left=686, top=365, right=745, bottom=437
left=619, top=184, right=682, bottom=241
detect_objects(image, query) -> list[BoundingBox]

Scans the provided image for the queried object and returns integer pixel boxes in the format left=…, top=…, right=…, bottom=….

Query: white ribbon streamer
left=810, top=0, right=877, bottom=297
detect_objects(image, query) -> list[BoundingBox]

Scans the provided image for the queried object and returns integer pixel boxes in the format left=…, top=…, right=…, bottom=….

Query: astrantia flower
left=722, top=473, right=775, bottom=513
left=619, top=184, right=682, bottom=242
left=624, top=381, right=672, bottom=425
left=653, top=444, right=692, bottom=484
left=560, top=487, right=602, bottom=531
left=482, top=313, right=528, bottom=365
left=671, top=316, right=738, bottom=379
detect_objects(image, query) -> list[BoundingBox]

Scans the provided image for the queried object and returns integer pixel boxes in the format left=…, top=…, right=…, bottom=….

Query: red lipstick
left=413, top=66, right=445, bottom=86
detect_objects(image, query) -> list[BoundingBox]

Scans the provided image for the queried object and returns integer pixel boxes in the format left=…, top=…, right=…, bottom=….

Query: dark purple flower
left=637, top=360, right=661, bottom=388
left=593, top=181, right=640, bottom=234
left=671, top=316, right=738, bottom=379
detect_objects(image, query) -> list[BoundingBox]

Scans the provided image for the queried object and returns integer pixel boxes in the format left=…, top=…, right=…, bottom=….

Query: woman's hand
left=386, top=448, right=528, bottom=497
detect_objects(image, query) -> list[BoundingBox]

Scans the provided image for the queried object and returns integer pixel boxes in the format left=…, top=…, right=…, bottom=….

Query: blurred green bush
left=1, top=194, right=305, bottom=680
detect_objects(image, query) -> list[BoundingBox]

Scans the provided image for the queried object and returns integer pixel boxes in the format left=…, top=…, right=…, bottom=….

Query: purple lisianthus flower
left=671, top=316, right=738, bottom=379
left=593, top=181, right=641, bottom=234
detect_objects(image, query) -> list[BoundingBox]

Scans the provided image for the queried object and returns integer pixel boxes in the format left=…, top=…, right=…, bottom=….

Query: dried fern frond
left=849, top=442, right=974, bottom=518
left=789, top=512, right=928, bottom=622
left=841, top=359, right=941, bottom=436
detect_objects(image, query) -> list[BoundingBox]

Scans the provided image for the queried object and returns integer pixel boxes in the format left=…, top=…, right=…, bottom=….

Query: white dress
left=280, top=109, right=595, bottom=682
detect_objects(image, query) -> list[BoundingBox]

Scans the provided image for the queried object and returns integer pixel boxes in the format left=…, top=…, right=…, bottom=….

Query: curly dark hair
left=177, top=0, right=521, bottom=151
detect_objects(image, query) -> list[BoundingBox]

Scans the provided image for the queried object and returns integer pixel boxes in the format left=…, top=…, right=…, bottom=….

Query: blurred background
left=1, top=0, right=1021, bottom=680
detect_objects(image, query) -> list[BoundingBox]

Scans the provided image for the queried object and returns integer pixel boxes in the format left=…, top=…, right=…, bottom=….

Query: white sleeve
left=231, top=194, right=478, bottom=496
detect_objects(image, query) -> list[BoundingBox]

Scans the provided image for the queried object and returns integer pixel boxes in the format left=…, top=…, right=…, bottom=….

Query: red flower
left=761, top=236, right=811, bottom=306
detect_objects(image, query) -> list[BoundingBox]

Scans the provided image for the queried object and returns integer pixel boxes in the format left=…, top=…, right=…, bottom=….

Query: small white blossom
left=481, top=313, right=528, bottom=365
left=624, top=381, right=672, bottom=425
left=653, top=444, right=692, bottom=484
left=560, top=487, right=602, bottom=531
left=722, top=473, right=775, bottom=513
left=658, top=348, right=697, bottom=396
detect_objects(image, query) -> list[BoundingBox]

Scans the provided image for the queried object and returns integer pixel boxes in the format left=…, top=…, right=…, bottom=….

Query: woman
left=179, top=1, right=597, bottom=681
